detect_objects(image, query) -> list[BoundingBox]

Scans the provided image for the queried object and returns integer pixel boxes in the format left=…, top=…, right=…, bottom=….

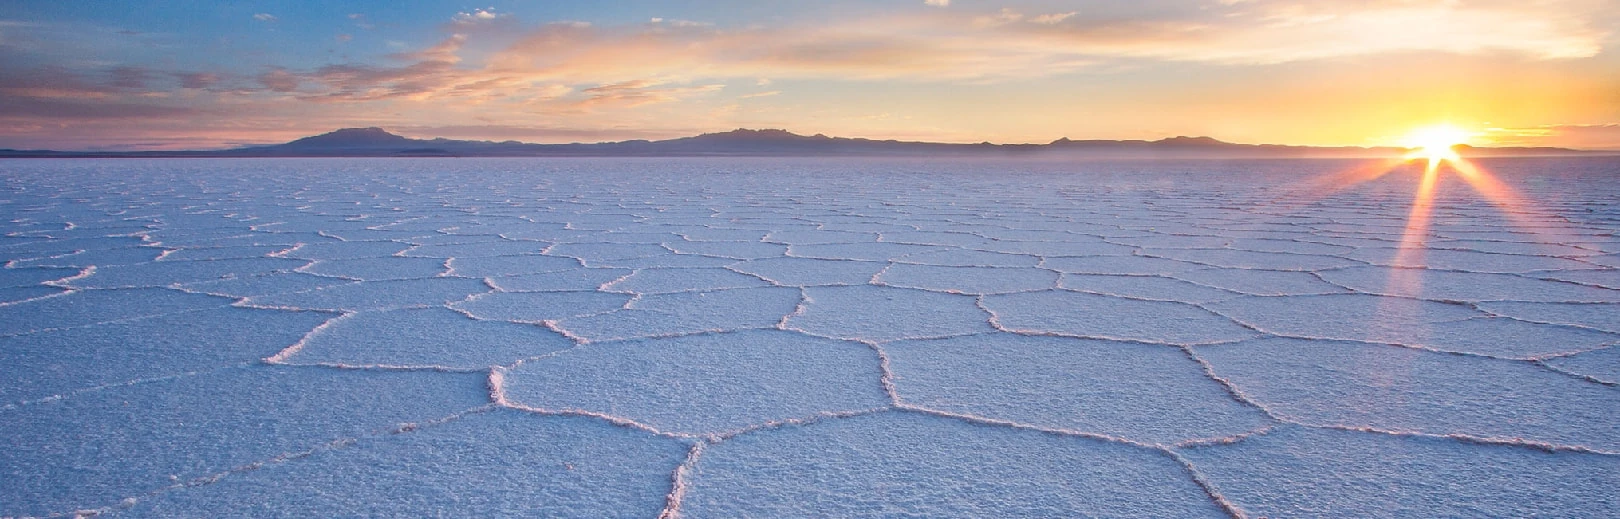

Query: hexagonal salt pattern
left=3, top=157, right=1617, bottom=517
left=121, top=410, right=689, bottom=517
left=1196, top=337, right=1620, bottom=451
left=498, top=330, right=887, bottom=435
left=1179, top=425, right=1619, bottom=518
left=984, top=290, right=1257, bottom=344
left=885, top=333, right=1271, bottom=445
left=680, top=412, right=1230, bottom=518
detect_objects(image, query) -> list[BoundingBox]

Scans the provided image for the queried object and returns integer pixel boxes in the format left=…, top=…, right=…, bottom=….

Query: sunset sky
left=2, top=1, right=1618, bottom=151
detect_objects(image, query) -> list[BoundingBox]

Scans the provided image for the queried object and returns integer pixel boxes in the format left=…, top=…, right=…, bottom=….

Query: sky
left=1, top=0, right=1618, bottom=151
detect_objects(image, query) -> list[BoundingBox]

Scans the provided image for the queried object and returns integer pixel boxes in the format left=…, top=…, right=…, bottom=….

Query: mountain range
left=0, top=127, right=1599, bottom=159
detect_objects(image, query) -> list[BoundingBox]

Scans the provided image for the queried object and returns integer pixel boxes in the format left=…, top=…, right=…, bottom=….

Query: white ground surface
left=1, top=157, right=1616, bottom=518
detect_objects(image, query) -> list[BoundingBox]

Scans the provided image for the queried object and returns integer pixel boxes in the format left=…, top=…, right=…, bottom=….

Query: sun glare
left=1285, top=121, right=1567, bottom=292
left=1402, top=124, right=1471, bottom=163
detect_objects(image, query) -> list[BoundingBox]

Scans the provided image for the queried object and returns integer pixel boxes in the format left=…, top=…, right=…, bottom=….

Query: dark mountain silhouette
left=281, top=127, right=413, bottom=149
left=1, top=128, right=1601, bottom=158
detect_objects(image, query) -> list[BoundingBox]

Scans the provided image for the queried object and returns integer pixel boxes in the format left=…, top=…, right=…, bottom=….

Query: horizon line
left=6, top=127, right=1616, bottom=154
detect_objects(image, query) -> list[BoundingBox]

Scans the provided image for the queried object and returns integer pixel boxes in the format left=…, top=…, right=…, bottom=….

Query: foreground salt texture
left=1, top=157, right=1616, bottom=518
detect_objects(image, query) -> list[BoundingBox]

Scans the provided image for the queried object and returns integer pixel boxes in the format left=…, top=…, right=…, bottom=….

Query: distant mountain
left=0, top=128, right=1605, bottom=158
left=280, top=127, right=413, bottom=149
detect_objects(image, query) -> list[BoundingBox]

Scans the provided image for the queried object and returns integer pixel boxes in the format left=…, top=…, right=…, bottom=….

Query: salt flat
left=1, top=157, right=1616, bottom=518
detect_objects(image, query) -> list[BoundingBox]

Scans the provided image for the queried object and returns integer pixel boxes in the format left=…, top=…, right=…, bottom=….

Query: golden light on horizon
left=1401, top=124, right=1472, bottom=165
left=1280, top=122, right=1574, bottom=298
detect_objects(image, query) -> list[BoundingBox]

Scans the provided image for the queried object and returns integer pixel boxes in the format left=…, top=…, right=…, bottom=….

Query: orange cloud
left=1485, top=124, right=1620, bottom=150
left=491, top=1, right=1603, bottom=80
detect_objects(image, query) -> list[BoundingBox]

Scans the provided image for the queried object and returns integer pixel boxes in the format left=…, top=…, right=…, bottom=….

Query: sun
left=1401, top=124, right=1471, bottom=163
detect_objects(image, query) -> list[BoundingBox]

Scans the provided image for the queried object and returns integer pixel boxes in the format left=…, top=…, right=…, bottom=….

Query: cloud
left=297, top=61, right=461, bottom=102
left=454, top=9, right=499, bottom=22
left=1029, top=12, right=1077, bottom=25
left=460, top=0, right=1608, bottom=87
left=451, top=8, right=511, bottom=28
left=1128, top=0, right=1609, bottom=63
left=175, top=72, right=220, bottom=89
left=0, top=96, right=198, bottom=119
left=974, top=9, right=1077, bottom=28
left=973, top=8, right=1024, bottom=28
left=258, top=68, right=300, bottom=92
left=252, top=13, right=276, bottom=23
left=108, top=66, right=149, bottom=89
left=479, top=19, right=1063, bottom=82
left=739, top=90, right=781, bottom=99
left=0, top=66, right=122, bottom=99
left=1486, top=123, right=1620, bottom=149
left=575, top=79, right=724, bottom=109
left=649, top=18, right=712, bottom=28
left=393, top=34, right=466, bottom=64
left=925, top=0, right=949, bottom=6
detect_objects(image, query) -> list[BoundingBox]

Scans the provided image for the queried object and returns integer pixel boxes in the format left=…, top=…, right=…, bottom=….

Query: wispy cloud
left=348, top=13, right=374, bottom=30
left=0, top=97, right=199, bottom=119
left=258, top=68, right=299, bottom=92
left=451, top=8, right=514, bottom=29
left=576, top=80, right=724, bottom=109
left=252, top=13, right=276, bottom=23
left=456, top=1, right=1609, bottom=86
left=175, top=72, right=218, bottom=89
left=1029, top=12, right=1077, bottom=25
left=1486, top=123, right=1620, bottom=149
left=452, top=9, right=501, bottom=23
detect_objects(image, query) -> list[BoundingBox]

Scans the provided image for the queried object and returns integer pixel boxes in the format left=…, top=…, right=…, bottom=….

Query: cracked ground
left=2, top=157, right=1617, bottom=518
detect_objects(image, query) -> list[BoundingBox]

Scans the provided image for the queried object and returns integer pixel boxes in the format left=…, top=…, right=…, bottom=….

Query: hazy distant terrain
left=0, top=127, right=1600, bottom=158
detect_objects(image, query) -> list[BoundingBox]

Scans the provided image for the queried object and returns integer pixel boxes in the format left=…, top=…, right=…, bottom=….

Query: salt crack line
left=266, top=242, right=304, bottom=258
left=773, top=287, right=811, bottom=331
left=41, top=265, right=95, bottom=288
left=1246, top=329, right=1567, bottom=363
left=988, top=322, right=1253, bottom=348
left=778, top=320, right=988, bottom=346
left=536, top=319, right=592, bottom=344
left=1163, top=449, right=1249, bottom=519
left=564, top=325, right=786, bottom=345
left=1171, top=425, right=1278, bottom=449
left=894, top=404, right=1159, bottom=450
left=597, top=269, right=639, bottom=292
left=874, top=280, right=1052, bottom=297
left=1471, top=307, right=1620, bottom=335
left=865, top=341, right=903, bottom=404
left=1178, top=346, right=1287, bottom=422
left=1531, top=359, right=1618, bottom=387
left=0, top=287, right=74, bottom=308
left=653, top=406, right=898, bottom=518
left=1307, top=424, right=1620, bottom=456
left=488, top=367, right=670, bottom=437
left=706, top=407, right=893, bottom=443
left=657, top=441, right=706, bottom=519
left=264, top=312, right=352, bottom=364
left=275, top=361, right=489, bottom=374
left=866, top=262, right=893, bottom=285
